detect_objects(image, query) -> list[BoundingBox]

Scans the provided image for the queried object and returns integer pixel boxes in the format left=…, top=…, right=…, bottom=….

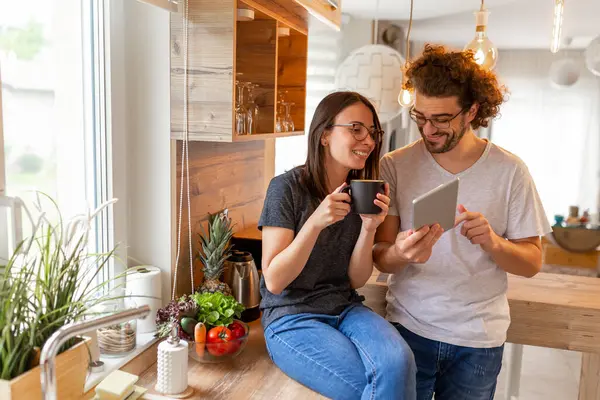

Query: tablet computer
left=411, top=178, right=460, bottom=232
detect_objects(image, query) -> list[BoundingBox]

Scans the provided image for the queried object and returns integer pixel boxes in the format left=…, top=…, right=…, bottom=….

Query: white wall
left=113, top=0, right=172, bottom=303
left=340, top=17, right=373, bottom=61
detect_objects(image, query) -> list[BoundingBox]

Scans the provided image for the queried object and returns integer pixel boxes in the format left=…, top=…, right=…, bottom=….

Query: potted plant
left=0, top=194, right=122, bottom=399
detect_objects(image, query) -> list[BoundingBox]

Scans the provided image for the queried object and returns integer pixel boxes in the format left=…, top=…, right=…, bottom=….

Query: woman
left=259, top=91, right=416, bottom=400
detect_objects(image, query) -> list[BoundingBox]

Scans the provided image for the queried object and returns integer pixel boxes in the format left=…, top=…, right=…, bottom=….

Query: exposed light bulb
left=551, top=0, right=564, bottom=53
left=464, top=8, right=498, bottom=70
left=398, top=88, right=415, bottom=108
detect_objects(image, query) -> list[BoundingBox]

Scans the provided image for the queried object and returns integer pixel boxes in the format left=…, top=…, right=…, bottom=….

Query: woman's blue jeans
left=264, top=304, right=417, bottom=400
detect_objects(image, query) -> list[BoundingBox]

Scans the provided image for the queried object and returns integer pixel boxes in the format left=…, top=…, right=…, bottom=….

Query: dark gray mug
left=341, top=180, right=386, bottom=215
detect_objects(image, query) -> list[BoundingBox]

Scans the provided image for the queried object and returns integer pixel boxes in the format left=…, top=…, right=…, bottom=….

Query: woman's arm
left=347, top=228, right=377, bottom=288
left=262, top=183, right=351, bottom=295
left=347, top=188, right=391, bottom=288
left=261, top=223, right=320, bottom=295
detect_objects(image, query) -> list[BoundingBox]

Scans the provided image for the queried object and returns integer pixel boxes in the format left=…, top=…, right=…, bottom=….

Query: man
left=373, top=45, right=551, bottom=400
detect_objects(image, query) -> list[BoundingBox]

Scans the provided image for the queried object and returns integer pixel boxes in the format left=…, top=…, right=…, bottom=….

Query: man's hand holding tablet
left=390, top=178, right=460, bottom=264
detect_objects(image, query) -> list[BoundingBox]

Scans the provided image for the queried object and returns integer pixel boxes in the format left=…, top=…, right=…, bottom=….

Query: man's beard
left=420, top=120, right=468, bottom=154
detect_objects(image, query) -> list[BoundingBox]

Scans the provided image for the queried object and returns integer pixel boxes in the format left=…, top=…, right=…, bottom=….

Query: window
left=0, top=0, right=113, bottom=271
left=491, top=50, right=600, bottom=222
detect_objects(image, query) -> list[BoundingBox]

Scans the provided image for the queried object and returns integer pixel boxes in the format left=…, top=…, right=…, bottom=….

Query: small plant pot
left=0, top=337, right=90, bottom=400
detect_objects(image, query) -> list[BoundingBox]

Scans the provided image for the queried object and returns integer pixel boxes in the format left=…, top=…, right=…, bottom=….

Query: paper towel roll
left=126, top=266, right=162, bottom=334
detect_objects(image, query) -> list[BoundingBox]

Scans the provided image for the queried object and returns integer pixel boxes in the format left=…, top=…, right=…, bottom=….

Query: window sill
left=84, top=331, right=159, bottom=392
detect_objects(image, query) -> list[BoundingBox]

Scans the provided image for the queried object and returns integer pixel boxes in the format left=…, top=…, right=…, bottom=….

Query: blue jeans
left=394, top=324, right=503, bottom=400
left=264, top=304, right=417, bottom=400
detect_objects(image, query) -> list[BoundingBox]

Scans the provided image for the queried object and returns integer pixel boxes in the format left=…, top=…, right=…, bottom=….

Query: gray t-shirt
left=258, top=167, right=364, bottom=328
left=381, top=139, right=551, bottom=348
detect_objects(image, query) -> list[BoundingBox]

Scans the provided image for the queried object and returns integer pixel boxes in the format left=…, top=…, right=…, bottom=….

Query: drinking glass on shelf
left=282, top=102, right=295, bottom=132
left=235, top=80, right=248, bottom=135
left=246, top=83, right=259, bottom=135
left=276, top=90, right=288, bottom=132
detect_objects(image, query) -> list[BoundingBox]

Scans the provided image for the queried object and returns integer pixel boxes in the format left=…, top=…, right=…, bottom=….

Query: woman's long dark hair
left=300, top=91, right=383, bottom=203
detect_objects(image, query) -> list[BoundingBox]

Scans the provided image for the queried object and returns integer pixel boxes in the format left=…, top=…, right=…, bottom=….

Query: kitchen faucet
left=40, top=305, right=151, bottom=400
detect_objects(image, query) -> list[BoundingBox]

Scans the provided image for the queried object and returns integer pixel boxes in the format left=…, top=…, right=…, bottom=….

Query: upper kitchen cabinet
left=243, top=0, right=342, bottom=33
left=170, top=0, right=335, bottom=143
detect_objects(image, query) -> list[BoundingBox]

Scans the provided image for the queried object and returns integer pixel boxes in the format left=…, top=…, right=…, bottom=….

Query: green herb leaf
left=190, top=291, right=245, bottom=328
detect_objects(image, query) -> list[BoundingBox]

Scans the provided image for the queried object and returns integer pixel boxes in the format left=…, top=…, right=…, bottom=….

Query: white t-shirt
left=380, top=139, right=552, bottom=348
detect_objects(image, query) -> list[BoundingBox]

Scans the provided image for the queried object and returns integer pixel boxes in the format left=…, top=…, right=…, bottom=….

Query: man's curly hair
left=405, top=44, right=507, bottom=129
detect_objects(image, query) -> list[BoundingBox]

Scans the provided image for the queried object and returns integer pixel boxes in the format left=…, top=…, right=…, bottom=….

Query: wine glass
left=276, top=90, right=288, bottom=132
left=246, top=83, right=259, bottom=135
left=282, top=102, right=295, bottom=132
left=235, top=81, right=248, bottom=135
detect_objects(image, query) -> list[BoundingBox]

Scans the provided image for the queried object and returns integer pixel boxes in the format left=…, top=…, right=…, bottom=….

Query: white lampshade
left=549, top=58, right=580, bottom=88
left=335, top=44, right=405, bottom=124
left=584, top=35, right=600, bottom=77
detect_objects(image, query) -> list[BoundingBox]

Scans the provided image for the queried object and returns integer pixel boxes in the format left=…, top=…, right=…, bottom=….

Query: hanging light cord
left=405, top=0, right=414, bottom=69
left=172, top=0, right=194, bottom=301
left=374, top=0, right=379, bottom=44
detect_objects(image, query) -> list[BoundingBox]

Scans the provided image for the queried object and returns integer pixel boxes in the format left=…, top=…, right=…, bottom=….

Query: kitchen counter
left=135, top=319, right=325, bottom=399
left=133, top=225, right=600, bottom=399
left=359, top=271, right=600, bottom=400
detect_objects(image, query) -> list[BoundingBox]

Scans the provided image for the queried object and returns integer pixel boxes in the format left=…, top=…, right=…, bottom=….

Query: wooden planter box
left=0, top=338, right=90, bottom=400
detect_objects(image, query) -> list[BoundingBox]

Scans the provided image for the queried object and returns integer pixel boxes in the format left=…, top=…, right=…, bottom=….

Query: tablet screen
left=411, top=178, right=460, bottom=232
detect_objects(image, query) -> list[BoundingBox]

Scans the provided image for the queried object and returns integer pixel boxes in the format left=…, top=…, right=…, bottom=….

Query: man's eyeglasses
left=409, top=108, right=468, bottom=129
left=328, top=122, right=384, bottom=144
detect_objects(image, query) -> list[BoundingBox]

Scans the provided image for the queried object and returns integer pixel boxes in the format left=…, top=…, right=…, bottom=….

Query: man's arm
left=455, top=204, right=543, bottom=277
left=373, top=216, right=407, bottom=273
left=373, top=215, right=443, bottom=273
left=486, top=236, right=542, bottom=277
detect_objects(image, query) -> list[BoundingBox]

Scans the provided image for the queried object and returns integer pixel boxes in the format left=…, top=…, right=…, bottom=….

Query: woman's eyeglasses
left=328, top=122, right=384, bottom=144
left=409, top=108, right=468, bottom=129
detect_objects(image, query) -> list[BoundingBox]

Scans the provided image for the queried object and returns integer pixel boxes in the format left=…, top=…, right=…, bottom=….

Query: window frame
left=0, top=1, right=123, bottom=285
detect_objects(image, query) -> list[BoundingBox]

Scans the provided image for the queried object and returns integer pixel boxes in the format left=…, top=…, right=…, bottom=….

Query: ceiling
left=342, top=0, right=600, bottom=49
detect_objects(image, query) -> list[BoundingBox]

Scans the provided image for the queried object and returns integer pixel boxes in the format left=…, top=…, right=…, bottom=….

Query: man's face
left=411, top=94, right=474, bottom=154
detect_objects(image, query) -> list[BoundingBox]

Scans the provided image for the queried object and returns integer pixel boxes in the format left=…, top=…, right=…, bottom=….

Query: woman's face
left=322, top=102, right=377, bottom=171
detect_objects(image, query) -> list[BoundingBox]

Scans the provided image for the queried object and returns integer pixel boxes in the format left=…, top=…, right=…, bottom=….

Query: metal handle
left=41, top=305, right=151, bottom=400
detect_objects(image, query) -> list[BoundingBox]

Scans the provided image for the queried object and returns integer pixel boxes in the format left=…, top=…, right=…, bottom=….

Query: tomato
left=228, top=321, right=246, bottom=339
left=207, top=326, right=232, bottom=343
left=206, top=326, right=238, bottom=356
left=206, top=341, right=237, bottom=356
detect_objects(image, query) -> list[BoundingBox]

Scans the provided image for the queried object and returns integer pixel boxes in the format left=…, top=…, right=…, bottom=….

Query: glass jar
left=96, top=301, right=137, bottom=357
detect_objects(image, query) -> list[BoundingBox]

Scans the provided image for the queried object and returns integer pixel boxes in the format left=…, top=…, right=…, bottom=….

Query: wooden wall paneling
left=173, top=140, right=267, bottom=298
left=235, top=18, right=277, bottom=135
left=264, top=139, right=276, bottom=190
left=171, top=0, right=235, bottom=141
left=276, top=25, right=307, bottom=132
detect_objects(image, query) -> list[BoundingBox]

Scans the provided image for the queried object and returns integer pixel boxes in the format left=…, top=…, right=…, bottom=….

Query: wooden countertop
left=136, top=320, right=325, bottom=399
left=134, top=270, right=600, bottom=399
left=362, top=271, right=600, bottom=354
left=366, top=271, right=600, bottom=311
left=232, top=224, right=262, bottom=241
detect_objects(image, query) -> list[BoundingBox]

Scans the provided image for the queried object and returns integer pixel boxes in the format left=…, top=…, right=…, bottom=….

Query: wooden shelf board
left=233, top=130, right=304, bottom=141
left=240, top=0, right=309, bottom=35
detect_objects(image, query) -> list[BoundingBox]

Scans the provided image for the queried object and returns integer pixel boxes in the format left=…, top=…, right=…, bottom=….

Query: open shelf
left=235, top=4, right=276, bottom=136
left=170, top=0, right=310, bottom=142
left=233, top=130, right=305, bottom=142
left=276, top=21, right=307, bottom=134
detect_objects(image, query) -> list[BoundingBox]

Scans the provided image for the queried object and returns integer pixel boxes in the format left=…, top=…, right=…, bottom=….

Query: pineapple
left=198, top=209, right=234, bottom=295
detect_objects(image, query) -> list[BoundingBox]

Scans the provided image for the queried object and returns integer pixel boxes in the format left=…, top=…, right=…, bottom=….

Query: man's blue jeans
left=394, top=324, right=504, bottom=400
left=264, top=304, right=417, bottom=400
